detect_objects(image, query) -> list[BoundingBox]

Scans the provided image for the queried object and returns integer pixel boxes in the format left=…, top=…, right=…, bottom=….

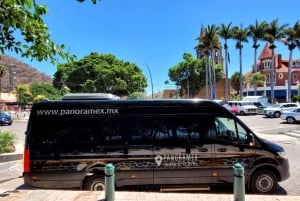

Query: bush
left=0, top=131, right=16, bottom=154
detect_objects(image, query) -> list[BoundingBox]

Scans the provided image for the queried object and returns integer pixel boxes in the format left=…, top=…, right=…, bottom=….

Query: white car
left=281, top=107, right=300, bottom=124
left=263, top=103, right=299, bottom=118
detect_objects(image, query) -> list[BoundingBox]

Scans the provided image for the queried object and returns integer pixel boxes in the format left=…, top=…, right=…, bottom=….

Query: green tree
left=246, top=72, right=266, bottom=93
left=198, top=25, right=220, bottom=99
left=30, top=82, right=61, bottom=101
left=54, top=53, right=147, bottom=97
left=219, top=23, right=234, bottom=101
left=265, top=19, right=289, bottom=103
left=168, top=53, right=222, bottom=98
left=0, top=0, right=98, bottom=63
left=230, top=71, right=242, bottom=97
left=15, top=84, right=32, bottom=106
left=232, top=25, right=249, bottom=99
left=282, top=20, right=300, bottom=102
left=248, top=20, right=268, bottom=95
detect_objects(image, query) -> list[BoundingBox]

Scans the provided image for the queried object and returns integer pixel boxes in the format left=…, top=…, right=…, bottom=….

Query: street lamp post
left=145, top=63, right=154, bottom=99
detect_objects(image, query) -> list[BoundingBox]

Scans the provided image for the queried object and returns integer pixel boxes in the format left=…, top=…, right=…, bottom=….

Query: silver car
left=281, top=107, right=300, bottom=124
left=263, top=103, right=299, bottom=118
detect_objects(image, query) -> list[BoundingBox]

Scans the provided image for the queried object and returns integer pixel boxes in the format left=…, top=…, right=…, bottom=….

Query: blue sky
left=9, top=0, right=300, bottom=95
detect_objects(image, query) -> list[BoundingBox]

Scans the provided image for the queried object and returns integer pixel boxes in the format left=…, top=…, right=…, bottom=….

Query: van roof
left=62, top=93, right=120, bottom=100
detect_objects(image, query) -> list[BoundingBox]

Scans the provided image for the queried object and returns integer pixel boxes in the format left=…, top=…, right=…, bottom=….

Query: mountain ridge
left=0, top=55, right=53, bottom=91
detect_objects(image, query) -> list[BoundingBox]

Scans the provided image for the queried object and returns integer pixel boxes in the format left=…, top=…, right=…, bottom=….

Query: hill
left=0, top=55, right=53, bottom=91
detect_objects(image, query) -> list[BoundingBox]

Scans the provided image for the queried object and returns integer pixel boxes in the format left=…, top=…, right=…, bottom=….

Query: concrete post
left=105, top=163, right=115, bottom=201
left=233, top=163, right=245, bottom=201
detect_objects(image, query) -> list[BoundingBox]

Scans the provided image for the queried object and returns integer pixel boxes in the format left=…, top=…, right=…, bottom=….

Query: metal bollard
left=233, top=163, right=245, bottom=201
left=105, top=163, right=115, bottom=201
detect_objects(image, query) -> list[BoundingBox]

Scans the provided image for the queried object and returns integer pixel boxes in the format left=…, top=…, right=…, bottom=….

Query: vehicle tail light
left=23, top=148, right=30, bottom=173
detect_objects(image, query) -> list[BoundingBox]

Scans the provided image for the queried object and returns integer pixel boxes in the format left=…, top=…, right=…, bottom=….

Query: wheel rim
left=91, top=182, right=105, bottom=191
left=255, top=174, right=274, bottom=193
left=274, top=112, right=280, bottom=118
left=287, top=117, right=294, bottom=124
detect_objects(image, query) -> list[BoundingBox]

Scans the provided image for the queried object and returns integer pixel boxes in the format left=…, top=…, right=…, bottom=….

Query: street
left=1, top=116, right=300, bottom=195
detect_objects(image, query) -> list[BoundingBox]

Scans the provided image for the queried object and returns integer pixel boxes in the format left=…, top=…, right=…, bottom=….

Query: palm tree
left=199, top=25, right=220, bottom=99
left=232, top=25, right=249, bottom=99
left=219, top=23, right=234, bottom=101
left=264, top=19, right=289, bottom=103
left=248, top=20, right=268, bottom=95
left=282, top=20, right=300, bottom=102
left=246, top=72, right=266, bottom=95
left=230, top=71, right=241, bottom=98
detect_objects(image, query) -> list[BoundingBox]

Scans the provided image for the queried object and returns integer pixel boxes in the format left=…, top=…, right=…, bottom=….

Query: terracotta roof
left=258, top=42, right=274, bottom=59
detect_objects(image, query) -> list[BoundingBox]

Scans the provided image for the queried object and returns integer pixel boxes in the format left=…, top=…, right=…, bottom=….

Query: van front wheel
left=84, top=175, right=105, bottom=191
left=250, top=170, right=277, bottom=194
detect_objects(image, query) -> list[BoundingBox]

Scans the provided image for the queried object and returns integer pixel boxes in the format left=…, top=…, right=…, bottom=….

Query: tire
left=286, top=117, right=295, bottom=124
left=84, top=175, right=105, bottom=191
left=250, top=170, right=278, bottom=194
left=240, top=111, right=245, bottom=116
left=274, top=112, right=281, bottom=118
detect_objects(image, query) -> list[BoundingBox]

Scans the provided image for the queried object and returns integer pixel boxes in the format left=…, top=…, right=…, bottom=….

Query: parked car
left=228, top=101, right=257, bottom=115
left=249, top=102, right=272, bottom=115
left=223, top=104, right=238, bottom=115
left=0, top=112, right=13, bottom=126
left=263, top=103, right=299, bottom=118
left=281, top=107, right=300, bottom=124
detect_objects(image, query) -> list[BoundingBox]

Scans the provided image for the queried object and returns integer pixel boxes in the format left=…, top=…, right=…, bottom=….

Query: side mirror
left=248, top=133, right=255, bottom=147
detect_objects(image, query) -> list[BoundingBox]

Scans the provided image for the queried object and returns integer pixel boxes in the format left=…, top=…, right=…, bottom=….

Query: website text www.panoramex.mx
left=36, top=108, right=119, bottom=116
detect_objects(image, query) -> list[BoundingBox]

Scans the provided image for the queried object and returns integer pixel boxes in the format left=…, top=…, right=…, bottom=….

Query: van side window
left=153, top=116, right=208, bottom=147
left=214, top=117, right=248, bottom=144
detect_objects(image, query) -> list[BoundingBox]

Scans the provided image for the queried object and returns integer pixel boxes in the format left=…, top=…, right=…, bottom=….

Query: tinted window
left=214, top=117, right=249, bottom=145
left=29, top=114, right=213, bottom=157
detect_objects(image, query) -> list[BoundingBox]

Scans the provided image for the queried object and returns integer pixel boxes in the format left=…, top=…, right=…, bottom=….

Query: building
left=245, top=42, right=300, bottom=102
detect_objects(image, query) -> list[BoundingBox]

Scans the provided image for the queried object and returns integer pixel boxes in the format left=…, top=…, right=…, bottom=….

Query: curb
left=0, top=153, right=23, bottom=163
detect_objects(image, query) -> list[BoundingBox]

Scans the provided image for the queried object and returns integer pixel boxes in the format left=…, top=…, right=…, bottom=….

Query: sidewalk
left=1, top=189, right=300, bottom=201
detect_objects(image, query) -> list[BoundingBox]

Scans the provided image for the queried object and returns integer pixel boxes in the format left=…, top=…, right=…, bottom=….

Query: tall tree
left=282, top=20, right=300, bottom=102
left=230, top=71, right=241, bottom=98
left=53, top=53, right=147, bottom=97
left=0, top=0, right=98, bottom=63
left=169, top=53, right=203, bottom=98
left=246, top=72, right=266, bottom=95
left=30, top=82, right=62, bottom=101
left=248, top=20, right=268, bottom=73
left=248, top=20, right=268, bottom=95
left=265, top=19, right=289, bottom=103
left=219, top=23, right=234, bottom=101
left=199, top=25, right=220, bottom=99
left=15, top=84, right=31, bottom=106
left=232, top=25, right=249, bottom=99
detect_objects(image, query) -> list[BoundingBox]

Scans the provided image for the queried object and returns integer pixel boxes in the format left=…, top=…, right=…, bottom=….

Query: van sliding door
left=153, top=116, right=213, bottom=186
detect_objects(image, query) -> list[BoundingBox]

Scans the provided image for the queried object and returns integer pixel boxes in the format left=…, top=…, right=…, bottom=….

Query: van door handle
left=217, top=148, right=227, bottom=152
left=198, top=148, right=208, bottom=152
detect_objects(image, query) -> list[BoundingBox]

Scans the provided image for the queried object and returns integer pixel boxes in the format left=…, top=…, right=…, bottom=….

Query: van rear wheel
left=250, top=170, right=277, bottom=194
left=84, top=175, right=105, bottom=191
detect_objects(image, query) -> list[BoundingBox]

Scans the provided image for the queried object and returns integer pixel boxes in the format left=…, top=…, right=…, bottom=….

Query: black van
left=23, top=94, right=290, bottom=194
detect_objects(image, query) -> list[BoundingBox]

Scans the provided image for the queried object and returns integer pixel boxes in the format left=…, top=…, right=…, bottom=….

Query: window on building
left=293, top=74, right=298, bottom=83
left=266, top=74, right=270, bottom=83
left=263, top=60, right=272, bottom=70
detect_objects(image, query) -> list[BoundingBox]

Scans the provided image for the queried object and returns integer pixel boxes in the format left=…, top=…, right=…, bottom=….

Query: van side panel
left=23, top=99, right=289, bottom=193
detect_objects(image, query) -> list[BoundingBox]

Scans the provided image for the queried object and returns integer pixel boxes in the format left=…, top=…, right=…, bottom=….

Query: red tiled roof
left=258, top=42, right=274, bottom=59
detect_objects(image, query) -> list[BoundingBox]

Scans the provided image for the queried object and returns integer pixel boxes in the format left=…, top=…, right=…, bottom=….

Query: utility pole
left=145, top=63, right=154, bottom=99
